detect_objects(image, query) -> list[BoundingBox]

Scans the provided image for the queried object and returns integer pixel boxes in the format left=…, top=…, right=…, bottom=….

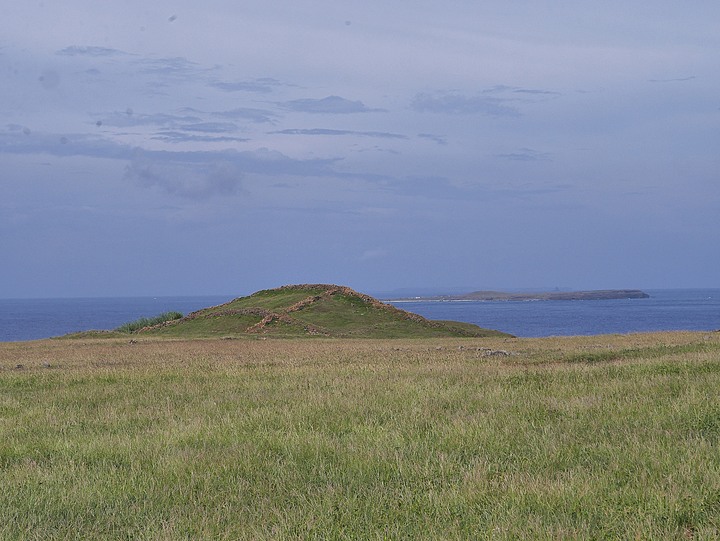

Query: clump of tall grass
left=115, top=311, right=183, bottom=333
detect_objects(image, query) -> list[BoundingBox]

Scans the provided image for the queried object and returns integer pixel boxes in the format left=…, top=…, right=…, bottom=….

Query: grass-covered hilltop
left=106, top=284, right=510, bottom=339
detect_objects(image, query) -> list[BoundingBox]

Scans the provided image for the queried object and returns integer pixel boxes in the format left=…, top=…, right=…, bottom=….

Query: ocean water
left=389, top=289, right=720, bottom=338
left=0, top=290, right=718, bottom=342
left=0, top=296, right=232, bottom=342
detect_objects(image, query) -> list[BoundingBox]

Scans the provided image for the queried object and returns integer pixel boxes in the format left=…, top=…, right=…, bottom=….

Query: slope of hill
left=141, top=284, right=511, bottom=339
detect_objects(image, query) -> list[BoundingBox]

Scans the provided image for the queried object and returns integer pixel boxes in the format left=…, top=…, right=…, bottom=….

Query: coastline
left=3, top=289, right=718, bottom=342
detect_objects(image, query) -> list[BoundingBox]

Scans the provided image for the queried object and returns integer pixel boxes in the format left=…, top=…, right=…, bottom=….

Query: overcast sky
left=2, top=1, right=719, bottom=298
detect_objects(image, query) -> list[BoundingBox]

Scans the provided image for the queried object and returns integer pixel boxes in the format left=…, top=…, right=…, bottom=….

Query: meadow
left=1, top=331, right=720, bottom=539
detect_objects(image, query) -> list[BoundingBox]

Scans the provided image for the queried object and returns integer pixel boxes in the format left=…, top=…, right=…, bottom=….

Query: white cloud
left=271, top=128, right=406, bottom=139
left=279, top=96, right=385, bottom=114
left=57, top=46, right=131, bottom=57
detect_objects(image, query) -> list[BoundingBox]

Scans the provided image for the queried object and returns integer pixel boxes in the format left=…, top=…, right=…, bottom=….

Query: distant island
left=390, top=289, right=650, bottom=302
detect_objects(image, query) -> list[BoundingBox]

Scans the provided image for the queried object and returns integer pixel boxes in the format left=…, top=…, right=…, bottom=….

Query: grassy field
left=2, top=331, right=720, bottom=539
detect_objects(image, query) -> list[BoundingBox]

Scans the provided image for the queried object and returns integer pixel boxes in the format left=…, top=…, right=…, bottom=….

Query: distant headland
left=390, top=289, right=650, bottom=302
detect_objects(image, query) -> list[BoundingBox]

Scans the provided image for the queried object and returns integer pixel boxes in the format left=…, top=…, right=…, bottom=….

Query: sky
left=2, top=1, right=719, bottom=298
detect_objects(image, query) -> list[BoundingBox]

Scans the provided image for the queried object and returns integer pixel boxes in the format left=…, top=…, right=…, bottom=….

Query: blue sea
left=0, top=289, right=718, bottom=342
left=0, top=296, right=231, bottom=342
left=389, top=289, right=720, bottom=338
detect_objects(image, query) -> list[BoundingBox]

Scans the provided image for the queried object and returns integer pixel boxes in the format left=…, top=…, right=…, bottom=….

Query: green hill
left=140, top=284, right=511, bottom=339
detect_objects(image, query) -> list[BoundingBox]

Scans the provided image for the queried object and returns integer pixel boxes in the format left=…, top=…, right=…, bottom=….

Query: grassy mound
left=142, top=284, right=511, bottom=339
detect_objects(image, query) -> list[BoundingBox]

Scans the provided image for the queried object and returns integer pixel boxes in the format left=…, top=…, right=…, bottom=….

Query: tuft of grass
left=115, top=311, right=183, bottom=334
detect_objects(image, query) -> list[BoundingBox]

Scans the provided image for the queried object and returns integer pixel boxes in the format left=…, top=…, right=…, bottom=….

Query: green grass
left=285, top=293, right=493, bottom=338
left=560, top=341, right=720, bottom=364
left=1, top=332, right=720, bottom=539
left=217, top=286, right=330, bottom=312
left=148, top=313, right=264, bottom=338
left=115, top=311, right=183, bottom=334
left=135, top=284, right=509, bottom=339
